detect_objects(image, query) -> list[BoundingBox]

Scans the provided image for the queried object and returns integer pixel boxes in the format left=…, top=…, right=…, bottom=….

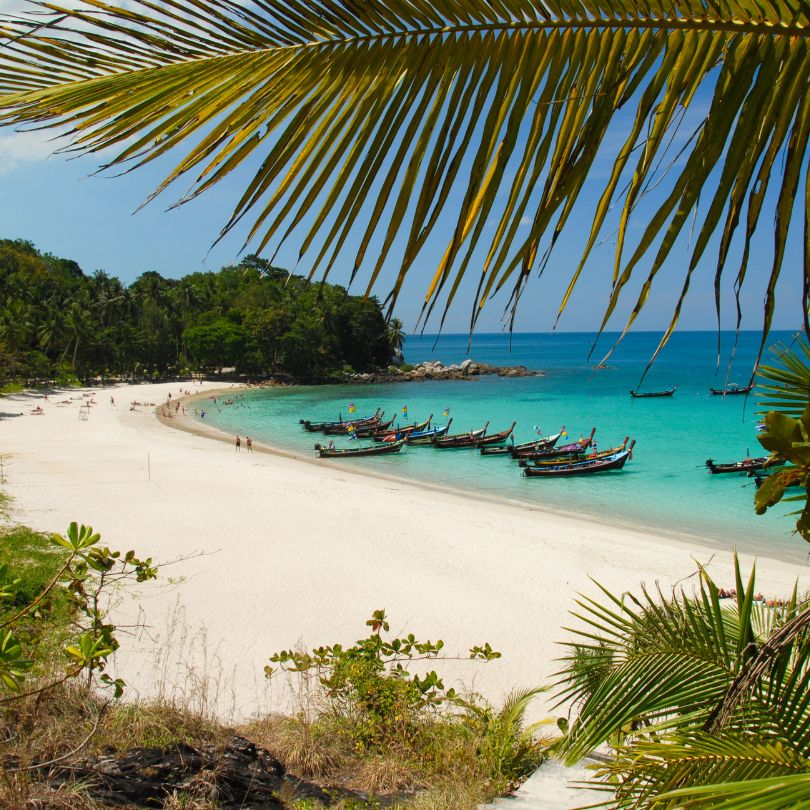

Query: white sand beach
left=2, top=381, right=808, bottom=724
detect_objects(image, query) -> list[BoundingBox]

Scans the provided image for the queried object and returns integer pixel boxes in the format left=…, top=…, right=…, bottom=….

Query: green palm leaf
left=1, top=1, right=808, bottom=342
left=758, top=341, right=810, bottom=418
left=602, top=733, right=809, bottom=809
left=557, top=558, right=810, bottom=806
left=654, top=772, right=810, bottom=809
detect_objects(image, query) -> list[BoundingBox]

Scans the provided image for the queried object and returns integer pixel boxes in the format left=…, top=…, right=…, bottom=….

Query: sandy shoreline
left=2, top=382, right=809, bottom=725
left=164, top=388, right=793, bottom=563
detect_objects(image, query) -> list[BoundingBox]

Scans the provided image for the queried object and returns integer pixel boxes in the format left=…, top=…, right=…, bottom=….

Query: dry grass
left=0, top=775, right=101, bottom=810
left=93, top=699, right=231, bottom=753
left=353, top=755, right=428, bottom=795
left=243, top=715, right=348, bottom=779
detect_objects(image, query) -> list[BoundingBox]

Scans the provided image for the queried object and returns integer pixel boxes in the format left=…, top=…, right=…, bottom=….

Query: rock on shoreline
left=341, top=358, right=543, bottom=384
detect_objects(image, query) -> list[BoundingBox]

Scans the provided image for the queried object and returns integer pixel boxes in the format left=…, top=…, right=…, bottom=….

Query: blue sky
left=0, top=0, right=804, bottom=336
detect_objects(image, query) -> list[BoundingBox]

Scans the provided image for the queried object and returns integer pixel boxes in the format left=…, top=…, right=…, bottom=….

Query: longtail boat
left=479, top=445, right=513, bottom=456
left=371, top=415, right=433, bottom=442
left=322, top=412, right=387, bottom=435
left=484, top=426, right=566, bottom=456
left=520, top=438, right=631, bottom=467
left=353, top=416, right=395, bottom=437
left=630, top=387, right=677, bottom=398
left=431, top=421, right=489, bottom=449
left=710, top=384, right=754, bottom=396
left=314, top=438, right=406, bottom=458
left=472, top=421, right=517, bottom=448
left=300, top=408, right=382, bottom=433
left=523, top=448, right=632, bottom=477
left=407, top=420, right=453, bottom=445
left=511, top=427, right=596, bottom=459
left=705, top=456, right=784, bottom=474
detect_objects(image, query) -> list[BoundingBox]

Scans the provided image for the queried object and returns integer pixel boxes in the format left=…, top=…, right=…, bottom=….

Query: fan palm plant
left=0, top=1, right=807, bottom=357
left=556, top=556, right=810, bottom=809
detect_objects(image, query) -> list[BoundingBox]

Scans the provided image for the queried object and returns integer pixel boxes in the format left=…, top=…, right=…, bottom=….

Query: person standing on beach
left=246, top=436, right=252, bottom=452
left=236, top=435, right=241, bottom=452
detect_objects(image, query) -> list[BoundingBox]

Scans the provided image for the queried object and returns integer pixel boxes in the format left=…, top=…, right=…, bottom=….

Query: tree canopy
left=0, top=239, right=392, bottom=383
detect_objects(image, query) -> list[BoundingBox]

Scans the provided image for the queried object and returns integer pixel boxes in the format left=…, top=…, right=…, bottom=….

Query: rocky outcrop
left=341, top=359, right=543, bottom=384
left=52, top=735, right=374, bottom=808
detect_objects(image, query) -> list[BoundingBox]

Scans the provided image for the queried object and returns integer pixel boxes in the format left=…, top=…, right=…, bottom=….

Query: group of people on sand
left=235, top=434, right=253, bottom=452
left=717, top=587, right=786, bottom=607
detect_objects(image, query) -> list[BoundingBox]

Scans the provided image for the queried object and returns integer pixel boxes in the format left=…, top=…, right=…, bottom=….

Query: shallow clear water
left=197, top=331, right=806, bottom=562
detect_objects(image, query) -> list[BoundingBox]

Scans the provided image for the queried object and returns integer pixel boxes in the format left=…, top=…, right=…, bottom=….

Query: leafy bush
left=0, top=522, right=156, bottom=697
left=263, top=611, right=547, bottom=803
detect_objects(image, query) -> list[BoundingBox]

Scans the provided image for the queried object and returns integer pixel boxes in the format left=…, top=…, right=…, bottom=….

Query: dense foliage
left=556, top=558, right=810, bottom=809
left=0, top=239, right=393, bottom=384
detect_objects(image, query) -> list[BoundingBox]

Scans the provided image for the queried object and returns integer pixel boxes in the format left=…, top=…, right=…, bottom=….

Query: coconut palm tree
left=0, top=1, right=807, bottom=363
left=555, top=555, right=810, bottom=808
left=387, top=317, right=406, bottom=354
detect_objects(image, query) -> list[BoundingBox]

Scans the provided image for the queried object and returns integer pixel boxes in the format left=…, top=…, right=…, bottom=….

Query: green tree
left=183, top=318, right=248, bottom=372
left=386, top=317, right=406, bottom=354
left=0, top=2, right=806, bottom=356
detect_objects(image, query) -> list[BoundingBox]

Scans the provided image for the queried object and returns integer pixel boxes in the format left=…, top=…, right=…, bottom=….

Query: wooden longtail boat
left=431, top=421, right=489, bottom=449
left=407, top=420, right=453, bottom=445
left=630, top=387, right=677, bottom=398
left=353, top=416, right=396, bottom=437
left=479, top=445, right=512, bottom=456
left=371, top=415, right=433, bottom=442
left=705, top=457, right=784, bottom=474
left=472, top=421, right=517, bottom=448
left=483, top=426, right=566, bottom=456
left=300, top=408, right=382, bottom=433
left=314, top=438, right=406, bottom=458
left=523, top=448, right=632, bottom=477
left=710, top=384, right=754, bottom=396
left=322, top=412, right=387, bottom=435
left=519, top=438, right=631, bottom=467
left=511, top=427, right=596, bottom=459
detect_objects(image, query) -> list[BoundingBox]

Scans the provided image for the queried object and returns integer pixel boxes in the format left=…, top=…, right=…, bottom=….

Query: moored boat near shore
left=314, top=438, right=406, bottom=458
left=371, top=415, right=433, bottom=442
left=431, top=421, right=490, bottom=448
left=511, top=427, right=596, bottom=459
left=496, top=426, right=567, bottom=456
left=300, top=408, right=382, bottom=433
left=406, top=420, right=453, bottom=445
left=519, top=438, right=631, bottom=467
left=523, top=446, right=633, bottom=477
left=352, top=416, right=396, bottom=437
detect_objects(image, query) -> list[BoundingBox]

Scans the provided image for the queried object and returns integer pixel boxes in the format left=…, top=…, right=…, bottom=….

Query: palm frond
left=758, top=340, right=810, bottom=417
left=0, top=1, right=808, bottom=341
left=654, top=771, right=810, bottom=809
left=602, top=733, right=809, bottom=809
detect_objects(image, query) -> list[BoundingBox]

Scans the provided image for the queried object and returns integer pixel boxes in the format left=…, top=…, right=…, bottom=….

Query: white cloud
left=0, top=130, right=58, bottom=174
left=520, top=216, right=531, bottom=226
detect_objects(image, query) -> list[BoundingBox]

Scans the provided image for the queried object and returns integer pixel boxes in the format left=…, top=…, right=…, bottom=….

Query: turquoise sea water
left=198, top=331, right=806, bottom=563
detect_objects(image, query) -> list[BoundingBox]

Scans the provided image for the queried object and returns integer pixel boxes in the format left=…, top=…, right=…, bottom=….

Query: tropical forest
left=0, top=239, right=396, bottom=385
